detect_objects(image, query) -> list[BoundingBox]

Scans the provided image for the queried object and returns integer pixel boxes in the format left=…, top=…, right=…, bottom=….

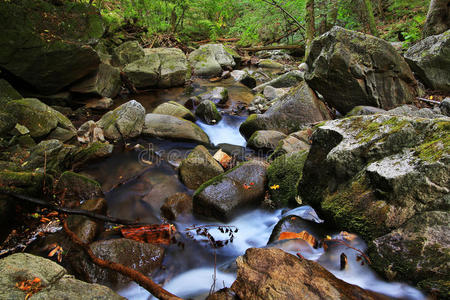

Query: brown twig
left=62, top=220, right=182, bottom=300
left=416, top=97, right=441, bottom=105
left=326, top=239, right=372, bottom=265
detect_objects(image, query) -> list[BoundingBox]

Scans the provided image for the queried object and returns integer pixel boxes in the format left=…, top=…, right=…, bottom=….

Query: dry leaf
left=121, top=224, right=176, bottom=245
left=278, top=231, right=317, bottom=248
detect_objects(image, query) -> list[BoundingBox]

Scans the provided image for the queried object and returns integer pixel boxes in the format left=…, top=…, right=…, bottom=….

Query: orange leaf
left=278, top=231, right=317, bottom=248
left=121, top=224, right=176, bottom=245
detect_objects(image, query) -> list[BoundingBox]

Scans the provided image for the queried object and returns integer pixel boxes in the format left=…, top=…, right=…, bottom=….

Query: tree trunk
left=318, top=0, right=327, bottom=34
left=361, top=0, right=378, bottom=36
left=305, top=0, right=315, bottom=60
left=327, top=0, right=339, bottom=31
left=423, top=0, right=450, bottom=38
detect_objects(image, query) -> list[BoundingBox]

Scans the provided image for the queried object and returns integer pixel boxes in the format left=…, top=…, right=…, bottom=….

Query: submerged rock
left=179, top=145, right=224, bottom=190
left=230, top=248, right=387, bottom=300
left=153, top=101, right=195, bottom=121
left=240, top=81, right=331, bottom=139
left=0, top=253, right=124, bottom=300
left=55, top=171, right=103, bottom=205
left=195, top=100, right=222, bottom=124
left=97, top=100, right=145, bottom=141
left=404, top=29, right=450, bottom=93
left=305, top=26, right=418, bottom=114
left=189, top=44, right=237, bottom=77
left=193, top=160, right=267, bottom=221
left=143, top=113, right=210, bottom=144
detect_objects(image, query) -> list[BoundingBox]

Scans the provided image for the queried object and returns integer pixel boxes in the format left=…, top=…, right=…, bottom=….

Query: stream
left=81, top=71, right=425, bottom=300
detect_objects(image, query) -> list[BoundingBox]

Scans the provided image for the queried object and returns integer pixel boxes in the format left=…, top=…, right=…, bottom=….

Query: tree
left=361, top=0, right=378, bottom=36
left=305, top=0, right=315, bottom=59
left=423, top=0, right=450, bottom=38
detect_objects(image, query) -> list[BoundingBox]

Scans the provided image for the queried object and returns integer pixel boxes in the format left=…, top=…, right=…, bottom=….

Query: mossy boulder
left=71, top=141, right=113, bottom=168
left=23, top=139, right=75, bottom=174
left=55, top=171, right=102, bottom=204
left=0, top=79, right=22, bottom=107
left=111, top=41, right=145, bottom=67
left=258, top=59, right=284, bottom=69
left=123, top=53, right=160, bottom=88
left=193, top=160, right=267, bottom=221
left=97, top=100, right=145, bottom=141
left=369, top=211, right=450, bottom=298
left=0, top=253, right=124, bottom=300
left=240, top=81, right=331, bottom=139
left=145, top=47, right=188, bottom=88
left=152, top=101, right=195, bottom=121
left=143, top=113, right=210, bottom=144
left=5, top=98, right=76, bottom=141
left=189, top=44, right=236, bottom=78
left=179, top=145, right=224, bottom=190
left=305, top=26, right=418, bottom=114
left=198, top=87, right=229, bottom=106
left=404, top=29, right=450, bottom=93
left=248, top=130, right=287, bottom=150
left=267, top=150, right=308, bottom=207
left=70, top=63, right=122, bottom=98
left=195, top=100, right=222, bottom=125
left=253, top=71, right=304, bottom=93
left=0, top=0, right=103, bottom=94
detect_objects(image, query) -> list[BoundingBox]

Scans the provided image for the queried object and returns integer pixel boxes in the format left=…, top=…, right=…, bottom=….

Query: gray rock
left=386, top=104, right=448, bottom=119
left=263, top=86, right=289, bottom=101
left=305, top=26, right=418, bottom=114
left=112, top=41, right=145, bottom=67
left=0, top=112, right=17, bottom=136
left=55, top=171, right=103, bottom=205
left=404, top=29, right=450, bottom=93
left=179, top=145, right=224, bottom=189
left=123, top=53, right=160, bottom=88
left=23, top=139, right=75, bottom=172
left=195, top=100, right=222, bottom=124
left=345, top=106, right=386, bottom=117
left=67, top=197, right=106, bottom=244
left=440, top=97, right=450, bottom=116
left=240, top=81, right=331, bottom=139
left=272, top=130, right=312, bottom=157
left=258, top=59, right=284, bottom=69
left=193, top=160, right=267, bottom=221
left=71, top=141, right=114, bottom=167
left=0, top=253, right=124, bottom=300
left=143, top=113, right=210, bottom=144
left=97, top=100, right=145, bottom=140
left=247, top=130, right=287, bottom=150
left=160, top=192, right=193, bottom=221
left=153, top=101, right=195, bottom=121
left=70, top=63, right=121, bottom=98
left=253, top=71, right=304, bottom=93
left=423, top=0, right=450, bottom=38
left=199, top=87, right=229, bottom=106
left=230, top=70, right=256, bottom=88
left=189, top=44, right=237, bottom=77
left=77, top=120, right=106, bottom=144
left=145, top=48, right=188, bottom=88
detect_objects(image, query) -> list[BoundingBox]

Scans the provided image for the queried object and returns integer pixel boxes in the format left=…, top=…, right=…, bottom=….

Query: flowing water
left=82, top=71, right=425, bottom=300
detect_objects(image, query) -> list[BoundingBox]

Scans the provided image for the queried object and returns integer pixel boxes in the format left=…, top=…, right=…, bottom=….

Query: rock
left=255, top=50, right=294, bottom=61
left=386, top=104, right=447, bottom=119
left=247, top=130, right=287, bottom=150
left=213, top=149, right=232, bottom=168
left=0, top=112, right=16, bottom=136
left=123, top=54, right=160, bottom=88
left=5, top=98, right=76, bottom=141
left=267, top=150, right=309, bottom=207
left=70, top=63, right=121, bottom=98
left=0, top=170, right=51, bottom=197
left=207, top=288, right=238, bottom=300
left=423, top=0, right=450, bottom=38
left=112, top=41, right=145, bottom=67
left=240, top=81, right=331, bottom=139
left=179, top=145, right=224, bottom=189
left=160, top=192, right=193, bottom=221
left=97, top=100, right=145, bottom=141
left=0, top=0, right=102, bottom=94
left=23, top=139, right=75, bottom=173
left=346, top=106, right=387, bottom=117
left=153, top=101, right=195, bottom=121
left=143, top=113, right=210, bottom=144
left=189, top=44, right=236, bottom=77
left=71, top=141, right=113, bottom=167
left=198, top=87, right=229, bottom=106
left=369, top=211, right=449, bottom=298
left=84, top=97, right=114, bottom=110
left=0, top=79, right=21, bottom=107
left=195, top=100, right=222, bottom=124
left=74, top=238, right=164, bottom=286
left=145, top=47, right=188, bottom=88
left=258, top=59, right=284, bottom=69
left=231, top=248, right=387, bottom=300
left=253, top=71, right=303, bottom=93
left=404, top=30, right=450, bottom=93
left=271, top=130, right=312, bottom=157
left=268, top=212, right=324, bottom=244
left=263, top=86, right=289, bottom=101
left=27, top=92, right=73, bottom=107
left=230, top=70, right=256, bottom=88
left=193, top=160, right=267, bottom=221
left=298, top=114, right=450, bottom=241
left=0, top=253, right=124, bottom=300
left=55, top=171, right=103, bottom=205
left=67, top=197, right=106, bottom=243
left=440, top=97, right=450, bottom=116
left=305, top=26, right=418, bottom=114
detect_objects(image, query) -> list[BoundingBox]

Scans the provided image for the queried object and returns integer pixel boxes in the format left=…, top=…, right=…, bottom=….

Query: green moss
left=267, top=151, right=308, bottom=207
left=417, top=279, right=450, bottom=299
left=414, top=121, right=450, bottom=162
left=239, top=114, right=262, bottom=139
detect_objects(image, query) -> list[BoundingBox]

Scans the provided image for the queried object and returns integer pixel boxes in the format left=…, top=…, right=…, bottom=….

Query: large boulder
left=404, top=30, right=450, bottom=93
left=247, top=130, right=287, bottom=150
left=369, top=211, right=449, bottom=298
left=189, top=44, right=237, bottom=77
left=253, top=71, right=304, bottom=93
left=70, top=63, right=122, bottom=98
left=0, top=253, right=124, bottom=300
left=193, top=160, right=267, bottom=221
left=230, top=248, right=387, bottom=300
left=423, top=0, right=450, bottom=38
left=305, top=26, right=418, bottom=114
left=240, top=81, right=331, bottom=139
left=111, top=41, right=145, bottom=67
left=122, top=53, right=160, bottom=88
left=0, top=79, right=22, bottom=107
left=179, top=145, right=223, bottom=190
left=143, top=113, right=210, bottom=144
left=5, top=98, right=76, bottom=141
left=0, top=0, right=103, bottom=95
left=153, top=101, right=195, bottom=121
left=298, top=114, right=449, bottom=241
left=97, top=100, right=145, bottom=141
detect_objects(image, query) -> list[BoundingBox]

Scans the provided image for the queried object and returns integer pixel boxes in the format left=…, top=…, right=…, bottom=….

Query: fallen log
left=239, top=45, right=305, bottom=52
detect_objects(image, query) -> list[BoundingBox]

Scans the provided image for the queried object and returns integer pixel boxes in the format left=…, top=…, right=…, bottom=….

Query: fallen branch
left=325, top=238, right=372, bottom=265
left=416, top=97, right=441, bottom=105
left=62, top=220, right=182, bottom=300
left=193, top=38, right=240, bottom=44
left=1, top=191, right=149, bottom=226
left=239, top=45, right=305, bottom=52
left=265, top=27, right=301, bottom=45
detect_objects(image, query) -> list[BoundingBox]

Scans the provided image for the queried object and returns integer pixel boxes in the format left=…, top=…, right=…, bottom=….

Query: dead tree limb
left=62, top=220, right=182, bottom=300
left=417, top=97, right=441, bottom=105
left=260, top=0, right=306, bottom=32
left=239, top=45, right=305, bottom=52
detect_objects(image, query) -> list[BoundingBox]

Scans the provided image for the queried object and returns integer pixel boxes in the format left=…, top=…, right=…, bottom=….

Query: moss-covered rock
left=248, top=130, right=287, bottom=151
left=55, top=171, right=102, bottom=204
left=195, top=100, right=222, bottom=125
left=179, top=145, right=223, bottom=190
left=267, top=150, right=308, bottom=207
left=23, top=139, right=75, bottom=174
left=258, top=59, right=284, bottom=69
left=122, top=53, right=160, bottom=88
left=305, top=26, right=418, bottom=114
left=189, top=44, right=236, bottom=78
left=0, top=79, right=22, bottom=107
left=145, top=47, right=188, bottom=88
left=253, top=71, right=304, bottom=93
left=0, top=0, right=102, bottom=94
left=71, top=141, right=113, bottom=168
left=270, top=129, right=311, bottom=158
left=111, top=41, right=145, bottom=67
left=152, top=101, right=195, bottom=121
